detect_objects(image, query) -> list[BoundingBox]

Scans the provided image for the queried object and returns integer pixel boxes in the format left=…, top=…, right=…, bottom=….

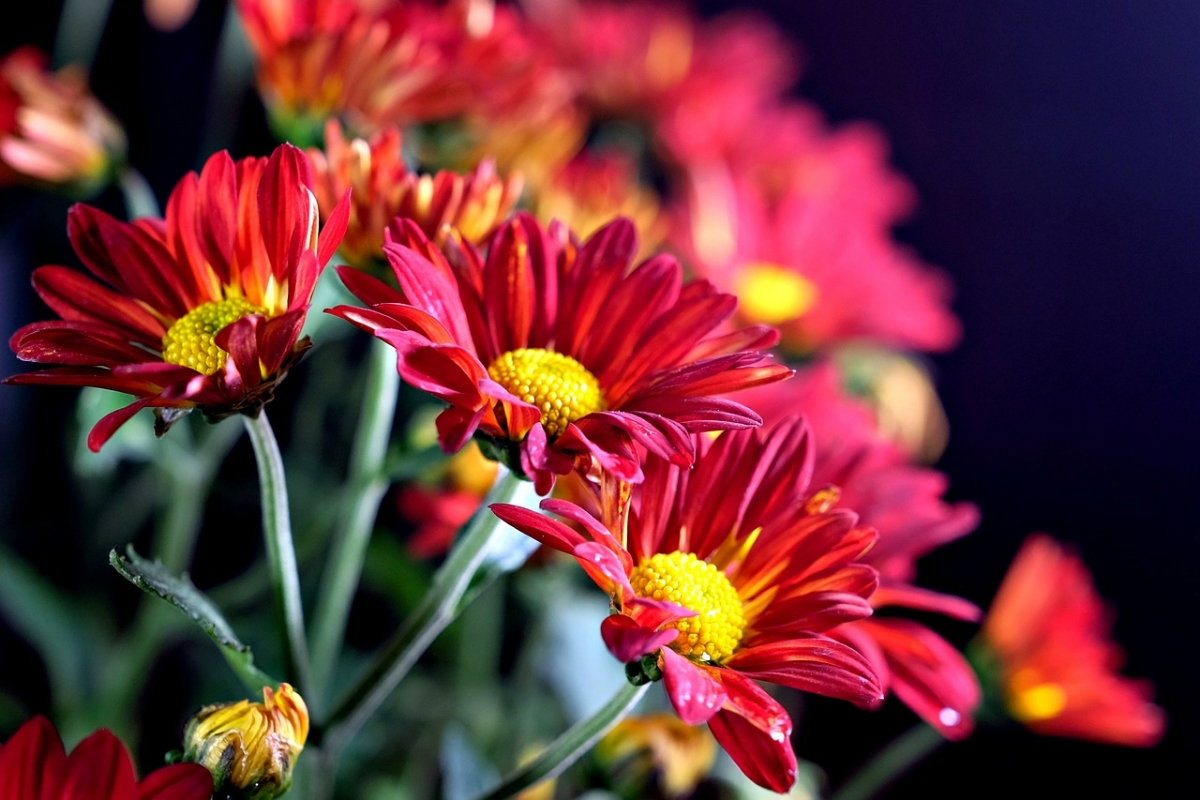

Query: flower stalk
left=245, top=410, right=312, bottom=696
left=310, top=336, right=401, bottom=702
left=471, top=682, right=650, bottom=800
left=317, top=468, right=526, bottom=755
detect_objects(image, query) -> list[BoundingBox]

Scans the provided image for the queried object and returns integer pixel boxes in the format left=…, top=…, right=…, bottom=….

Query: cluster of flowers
left=0, top=0, right=1165, bottom=797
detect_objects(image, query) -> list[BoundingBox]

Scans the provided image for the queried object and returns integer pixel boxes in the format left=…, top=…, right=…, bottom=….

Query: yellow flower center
left=1007, top=669, right=1068, bottom=723
left=486, top=348, right=605, bottom=437
left=161, top=298, right=266, bottom=375
left=734, top=262, right=818, bottom=325
left=629, top=552, right=745, bottom=664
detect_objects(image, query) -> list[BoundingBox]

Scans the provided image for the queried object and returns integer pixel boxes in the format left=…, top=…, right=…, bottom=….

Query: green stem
left=471, top=682, right=650, bottom=800
left=52, top=0, right=114, bottom=68
left=830, top=724, right=946, bottom=800
left=118, top=166, right=160, bottom=219
left=317, top=468, right=525, bottom=755
left=309, top=337, right=400, bottom=704
left=244, top=411, right=312, bottom=696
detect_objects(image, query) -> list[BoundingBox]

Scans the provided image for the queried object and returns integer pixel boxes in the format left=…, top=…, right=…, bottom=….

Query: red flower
left=977, top=534, right=1166, bottom=746
left=670, top=105, right=960, bottom=355
left=5, top=143, right=350, bottom=451
left=739, top=367, right=983, bottom=738
left=0, top=716, right=212, bottom=799
left=307, top=118, right=522, bottom=268
left=328, top=214, right=790, bottom=493
left=492, top=418, right=884, bottom=792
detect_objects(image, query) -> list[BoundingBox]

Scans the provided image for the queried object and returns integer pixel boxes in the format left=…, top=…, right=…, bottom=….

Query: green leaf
left=109, top=545, right=279, bottom=692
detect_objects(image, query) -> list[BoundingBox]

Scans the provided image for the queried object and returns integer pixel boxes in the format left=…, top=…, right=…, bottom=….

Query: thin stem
left=310, top=337, right=400, bottom=703
left=471, top=682, right=650, bottom=800
left=830, top=724, right=946, bottom=800
left=244, top=411, right=312, bottom=696
left=318, top=468, right=526, bottom=755
left=118, top=166, right=160, bottom=219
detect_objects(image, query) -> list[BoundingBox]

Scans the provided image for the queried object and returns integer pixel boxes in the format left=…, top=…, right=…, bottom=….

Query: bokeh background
left=1, top=1, right=1195, bottom=797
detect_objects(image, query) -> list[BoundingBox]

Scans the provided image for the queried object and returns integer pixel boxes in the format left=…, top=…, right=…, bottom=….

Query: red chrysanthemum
left=976, top=534, right=1166, bottom=746
left=5, top=143, right=350, bottom=451
left=492, top=418, right=884, bottom=792
left=739, top=367, right=983, bottom=739
left=0, top=716, right=212, bottom=799
left=327, top=214, right=790, bottom=492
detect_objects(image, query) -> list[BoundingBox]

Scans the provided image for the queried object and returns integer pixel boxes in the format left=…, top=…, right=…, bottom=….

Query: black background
left=2, top=1, right=1195, bottom=797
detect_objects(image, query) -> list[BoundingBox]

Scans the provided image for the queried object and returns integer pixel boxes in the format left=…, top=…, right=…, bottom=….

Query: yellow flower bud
left=182, top=683, right=309, bottom=799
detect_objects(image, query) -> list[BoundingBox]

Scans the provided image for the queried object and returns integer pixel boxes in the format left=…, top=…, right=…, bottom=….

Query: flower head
left=5, top=143, right=350, bottom=451
left=328, top=214, right=790, bottom=493
left=0, top=716, right=212, bottom=799
left=739, top=367, right=983, bottom=739
left=671, top=105, right=959, bottom=355
left=974, top=535, right=1166, bottom=746
left=182, top=683, right=310, bottom=799
left=307, top=118, right=522, bottom=268
left=0, top=47, right=126, bottom=195
left=492, top=418, right=884, bottom=792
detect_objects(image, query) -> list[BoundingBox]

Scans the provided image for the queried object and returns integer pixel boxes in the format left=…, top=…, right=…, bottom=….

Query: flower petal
left=0, top=716, right=65, bottom=799
left=59, top=729, right=137, bottom=799
left=660, top=648, right=727, bottom=725
left=725, top=637, right=884, bottom=709
left=600, top=614, right=678, bottom=663
left=136, top=763, right=214, bottom=800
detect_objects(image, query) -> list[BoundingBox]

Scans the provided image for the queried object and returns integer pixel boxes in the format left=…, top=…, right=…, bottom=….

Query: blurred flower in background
left=0, top=46, right=125, bottom=197
left=595, top=711, right=718, bottom=798
left=971, top=534, right=1166, bottom=746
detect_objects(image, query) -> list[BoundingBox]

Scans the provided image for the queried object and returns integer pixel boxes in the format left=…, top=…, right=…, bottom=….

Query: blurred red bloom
left=0, top=46, right=126, bottom=195
left=0, top=716, right=212, bottom=799
left=307, top=119, right=522, bottom=268
left=238, top=0, right=566, bottom=139
left=328, top=215, right=789, bottom=492
left=492, top=419, right=884, bottom=792
left=739, top=366, right=982, bottom=739
left=671, top=104, right=960, bottom=355
left=977, top=534, right=1166, bottom=746
left=5, top=143, right=350, bottom=451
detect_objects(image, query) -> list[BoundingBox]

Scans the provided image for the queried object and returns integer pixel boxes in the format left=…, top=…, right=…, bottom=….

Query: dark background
left=2, top=1, right=1196, bottom=797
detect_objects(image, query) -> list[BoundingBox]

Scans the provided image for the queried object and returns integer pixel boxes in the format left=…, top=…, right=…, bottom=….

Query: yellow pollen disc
left=1007, top=669, right=1068, bottom=723
left=161, top=298, right=266, bottom=375
left=486, top=348, right=605, bottom=437
left=628, top=551, right=745, bottom=664
left=734, top=262, right=818, bottom=326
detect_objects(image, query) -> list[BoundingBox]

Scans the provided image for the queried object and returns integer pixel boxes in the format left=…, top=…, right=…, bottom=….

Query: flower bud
left=182, top=683, right=309, bottom=799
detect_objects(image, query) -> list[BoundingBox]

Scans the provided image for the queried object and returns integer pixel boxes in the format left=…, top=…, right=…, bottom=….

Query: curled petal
left=601, top=614, right=678, bottom=663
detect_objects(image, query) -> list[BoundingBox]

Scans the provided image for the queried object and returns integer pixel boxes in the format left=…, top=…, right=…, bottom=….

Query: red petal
left=573, top=541, right=634, bottom=596
left=334, top=264, right=405, bottom=307
left=59, top=729, right=137, bottom=800
left=317, top=188, right=352, bottom=266
left=600, top=614, right=678, bottom=663
left=88, top=398, right=158, bottom=452
left=31, top=266, right=166, bottom=343
left=137, top=763, right=213, bottom=800
left=708, top=705, right=797, bottom=793
left=384, top=242, right=475, bottom=350
left=0, top=717, right=65, bottom=799
left=258, top=143, right=311, bottom=280
left=194, top=149, right=238, bottom=284
left=660, top=648, right=727, bottom=725
left=725, top=637, right=884, bottom=709
left=488, top=503, right=586, bottom=554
